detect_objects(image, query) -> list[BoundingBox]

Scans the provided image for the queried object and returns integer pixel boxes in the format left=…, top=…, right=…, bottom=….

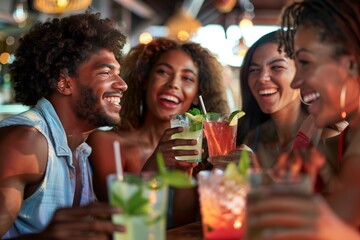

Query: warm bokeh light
left=34, top=0, right=91, bottom=14
left=233, top=218, right=242, bottom=229
left=166, top=9, right=201, bottom=41
left=0, top=53, right=11, bottom=65
left=6, top=36, right=15, bottom=46
left=57, top=0, right=69, bottom=8
left=239, top=18, right=253, bottom=30
left=139, top=32, right=153, bottom=44
left=177, top=30, right=190, bottom=41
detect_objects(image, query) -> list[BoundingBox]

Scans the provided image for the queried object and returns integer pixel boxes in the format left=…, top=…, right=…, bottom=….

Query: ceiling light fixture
left=166, top=9, right=201, bottom=42
left=13, top=0, right=28, bottom=24
left=33, top=0, right=92, bottom=14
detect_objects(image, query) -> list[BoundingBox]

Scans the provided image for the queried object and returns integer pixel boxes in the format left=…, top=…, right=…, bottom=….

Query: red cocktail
left=198, top=170, right=247, bottom=240
left=204, top=113, right=237, bottom=157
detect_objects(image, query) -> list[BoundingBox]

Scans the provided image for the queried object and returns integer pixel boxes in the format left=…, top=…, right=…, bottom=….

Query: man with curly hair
left=0, top=11, right=127, bottom=238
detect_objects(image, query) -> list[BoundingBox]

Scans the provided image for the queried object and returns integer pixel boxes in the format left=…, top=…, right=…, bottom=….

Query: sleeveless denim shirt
left=0, top=98, right=96, bottom=239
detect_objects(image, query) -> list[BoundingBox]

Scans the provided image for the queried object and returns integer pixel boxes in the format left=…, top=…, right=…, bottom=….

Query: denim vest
left=0, top=98, right=96, bottom=239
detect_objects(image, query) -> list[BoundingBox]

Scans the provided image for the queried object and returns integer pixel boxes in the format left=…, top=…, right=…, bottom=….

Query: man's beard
left=74, top=85, right=120, bottom=128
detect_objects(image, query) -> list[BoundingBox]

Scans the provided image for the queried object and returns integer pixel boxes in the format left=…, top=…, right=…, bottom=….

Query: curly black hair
left=280, top=0, right=360, bottom=65
left=11, top=11, right=126, bottom=106
left=119, top=37, right=229, bottom=130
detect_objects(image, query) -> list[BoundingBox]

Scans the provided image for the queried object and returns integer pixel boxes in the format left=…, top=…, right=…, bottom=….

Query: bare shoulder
left=0, top=125, right=48, bottom=180
left=87, top=129, right=120, bottom=144
left=0, top=125, right=47, bottom=234
left=87, top=129, right=120, bottom=167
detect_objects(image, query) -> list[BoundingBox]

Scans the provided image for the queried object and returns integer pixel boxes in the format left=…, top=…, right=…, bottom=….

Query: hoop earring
left=340, top=85, right=347, bottom=119
left=299, top=92, right=311, bottom=106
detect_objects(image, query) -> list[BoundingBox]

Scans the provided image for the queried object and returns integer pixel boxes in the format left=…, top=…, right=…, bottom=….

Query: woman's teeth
left=303, top=92, right=320, bottom=104
left=159, top=95, right=179, bottom=103
left=259, top=89, right=278, bottom=95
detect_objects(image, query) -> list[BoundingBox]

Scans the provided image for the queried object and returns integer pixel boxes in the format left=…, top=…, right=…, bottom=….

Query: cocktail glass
left=107, top=173, right=168, bottom=240
left=198, top=169, right=248, bottom=240
left=204, top=113, right=237, bottom=157
left=170, top=113, right=203, bottom=162
left=245, top=170, right=312, bottom=240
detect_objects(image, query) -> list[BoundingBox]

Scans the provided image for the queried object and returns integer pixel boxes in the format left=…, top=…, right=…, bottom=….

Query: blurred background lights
left=12, top=0, right=28, bottom=24
left=3, top=73, right=11, bottom=82
left=0, top=53, right=11, bottom=65
left=177, top=30, right=190, bottom=41
left=6, top=36, right=15, bottom=46
left=139, top=32, right=153, bottom=44
left=239, top=18, right=253, bottom=30
left=57, top=0, right=70, bottom=8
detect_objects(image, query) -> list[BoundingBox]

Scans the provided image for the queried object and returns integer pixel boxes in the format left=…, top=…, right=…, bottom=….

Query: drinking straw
left=113, top=140, right=124, bottom=181
left=312, top=128, right=323, bottom=147
left=199, top=95, right=222, bottom=155
left=199, top=95, right=207, bottom=115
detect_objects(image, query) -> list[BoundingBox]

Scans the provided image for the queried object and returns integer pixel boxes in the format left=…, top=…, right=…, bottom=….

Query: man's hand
left=38, top=202, right=124, bottom=240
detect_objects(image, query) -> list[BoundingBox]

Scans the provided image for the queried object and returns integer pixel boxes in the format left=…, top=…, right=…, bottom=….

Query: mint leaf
left=188, top=108, right=202, bottom=116
left=156, top=152, right=195, bottom=188
left=189, top=121, right=203, bottom=132
left=111, top=183, right=149, bottom=215
left=239, top=150, right=250, bottom=177
left=111, top=189, right=126, bottom=210
left=145, top=213, right=165, bottom=225
left=156, top=152, right=166, bottom=175
left=162, top=171, right=195, bottom=188
left=127, top=187, right=149, bottom=215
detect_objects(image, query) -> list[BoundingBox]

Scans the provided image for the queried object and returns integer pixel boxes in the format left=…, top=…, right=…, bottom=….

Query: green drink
left=170, top=113, right=203, bottom=162
left=107, top=173, right=168, bottom=240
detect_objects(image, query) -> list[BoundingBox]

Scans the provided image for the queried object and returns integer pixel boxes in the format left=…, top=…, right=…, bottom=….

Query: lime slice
left=228, top=110, right=245, bottom=126
left=185, top=112, right=204, bottom=122
left=224, top=162, right=245, bottom=184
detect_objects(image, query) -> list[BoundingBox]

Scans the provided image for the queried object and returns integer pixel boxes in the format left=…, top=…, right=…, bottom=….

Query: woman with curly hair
left=87, top=37, right=229, bottom=227
left=0, top=11, right=127, bottom=238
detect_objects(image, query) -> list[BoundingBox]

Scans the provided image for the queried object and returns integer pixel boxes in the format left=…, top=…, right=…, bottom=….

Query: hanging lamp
left=33, top=0, right=92, bottom=14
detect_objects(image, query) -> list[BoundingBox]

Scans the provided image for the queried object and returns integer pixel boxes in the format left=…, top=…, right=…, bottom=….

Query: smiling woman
left=86, top=37, right=229, bottom=229
left=87, top=37, right=228, bottom=174
left=236, top=30, right=308, bottom=167
left=244, top=0, right=360, bottom=239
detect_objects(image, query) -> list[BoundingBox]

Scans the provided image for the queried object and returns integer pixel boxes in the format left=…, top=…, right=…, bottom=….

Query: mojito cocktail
left=107, top=173, right=168, bottom=240
left=170, top=113, right=203, bottom=162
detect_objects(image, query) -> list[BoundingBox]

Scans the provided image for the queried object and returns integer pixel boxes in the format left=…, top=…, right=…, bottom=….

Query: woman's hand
left=208, top=144, right=257, bottom=170
left=142, top=127, right=199, bottom=175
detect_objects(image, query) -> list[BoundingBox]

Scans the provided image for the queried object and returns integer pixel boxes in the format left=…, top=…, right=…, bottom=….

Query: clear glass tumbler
left=204, top=113, right=238, bottom=157
left=107, top=173, right=168, bottom=240
left=170, top=113, right=204, bottom=162
left=198, top=169, right=248, bottom=239
left=245, top=170, right=312, bottom=240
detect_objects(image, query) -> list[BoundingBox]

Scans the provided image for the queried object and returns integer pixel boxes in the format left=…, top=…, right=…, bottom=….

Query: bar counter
left=166, top=221, right=203, bottom=240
